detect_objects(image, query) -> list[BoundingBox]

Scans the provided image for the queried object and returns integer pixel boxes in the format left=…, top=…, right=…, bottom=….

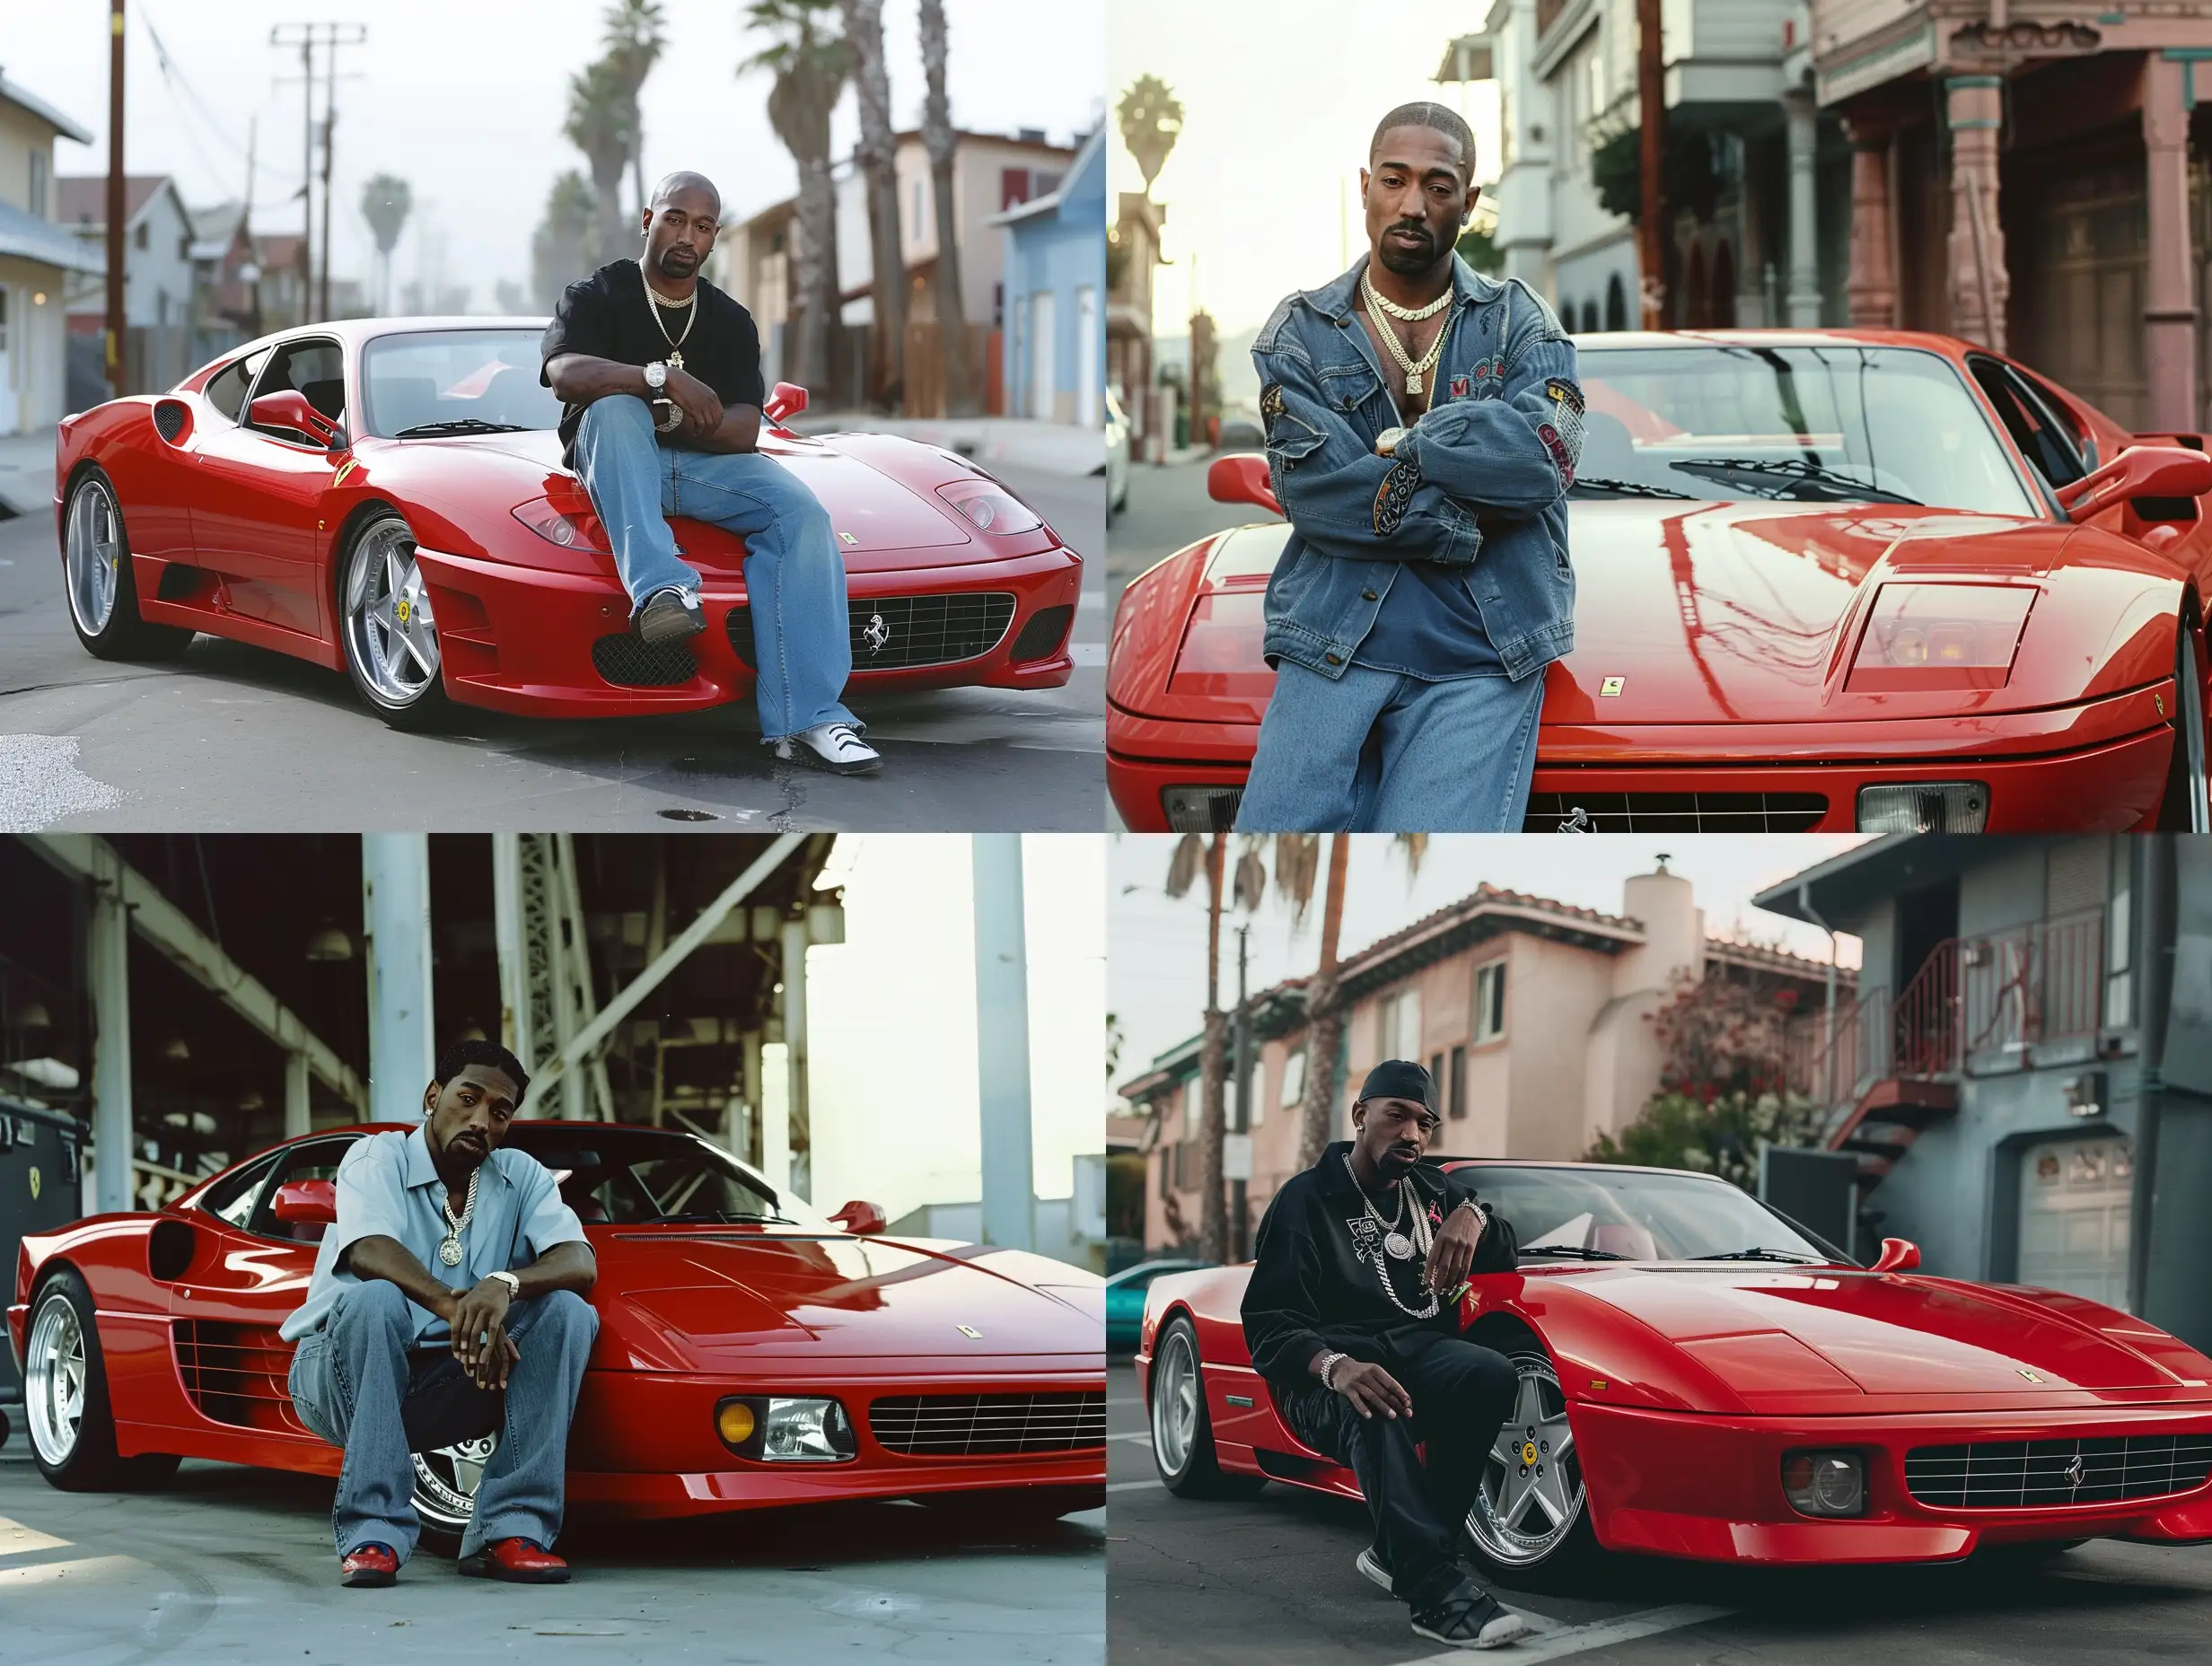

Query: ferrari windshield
left=501, top=1125, right=835, bottom=1231
left=361, top=329, right=561, bottom=438
left=1459, top=1164, right=1843, bottom=1265
left=1570, top=345, right=2038, bottom=517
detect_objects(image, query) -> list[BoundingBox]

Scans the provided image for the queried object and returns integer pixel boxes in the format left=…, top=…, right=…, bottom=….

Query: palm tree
left=359, top=173, right=412, bottom=314
left=601, top=0, right=667, bottom=224
left=1295, top=836, right=1426, bottom=1169
left=839, top=0, right=906, bottom=408
left=1118, top=74, right=1183, bottom=197
left=531, top=170, right=600, bottom=311
left=917, top=0, right=970, bottom=415
left=742, top=0, right=847, bottom=392
left=564, top=58, right=635, bottom=264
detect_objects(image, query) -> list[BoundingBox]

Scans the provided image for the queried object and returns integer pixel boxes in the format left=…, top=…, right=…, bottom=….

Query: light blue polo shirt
left=280, top=1125, right=590, bottom=1344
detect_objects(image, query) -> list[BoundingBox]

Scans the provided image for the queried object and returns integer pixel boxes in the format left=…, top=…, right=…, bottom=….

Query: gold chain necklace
left=1360, top=275, right=1453, bottom=399
left=1362, top=266, right=1452, bottom=321
left=640, top=261, right=696, bottom=367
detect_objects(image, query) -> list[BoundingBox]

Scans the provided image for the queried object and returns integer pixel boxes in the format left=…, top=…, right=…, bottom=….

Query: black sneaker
left=1410, top=1583, right=1531, bottom=1651
left=635, top=587, right=706, bottom=645
left=1355, top=1545, right=1394, bottom=1593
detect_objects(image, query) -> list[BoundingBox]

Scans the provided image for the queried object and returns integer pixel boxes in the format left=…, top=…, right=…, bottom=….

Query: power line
left=137, top=8, right=304, bottom=192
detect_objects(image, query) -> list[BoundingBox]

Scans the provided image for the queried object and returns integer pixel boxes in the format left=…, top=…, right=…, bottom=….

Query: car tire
left=1462, top=1341, right=1601, bottom=1592
left=409, top=1434, right=496, bottom=1555
left=338, top=506, right=452, bottom=732
left=61, top=466, right=194, bottom=662
left=2157, top=620, right=2211, bottom=832
left=22, top=1269, right=180, bottom=1492
left=1148, top=1316, right=1266, bottom=1500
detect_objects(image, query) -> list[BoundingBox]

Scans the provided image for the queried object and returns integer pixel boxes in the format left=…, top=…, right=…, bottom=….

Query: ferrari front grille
left=591, top=634, right=698, bottom=687
left=868, top=1391, right=1106, bottom=1456
left=1905, top=1434, right=2212, bottom=1509
left=728, top=593, right=1018, bottom=671
left=1523, top=792, right=1828, bottom=833
left=173, top=1320, right=312, bottom=1437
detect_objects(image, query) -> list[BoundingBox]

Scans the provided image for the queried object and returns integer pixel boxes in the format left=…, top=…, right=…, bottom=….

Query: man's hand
left=665, top=368, right=724, bottom=439
left=1331, top=1358, right=1415, bottom=1422
left=447, top=1279, right=519, bottom=1390
left=1426, top=1199, right=1488, bottom=1294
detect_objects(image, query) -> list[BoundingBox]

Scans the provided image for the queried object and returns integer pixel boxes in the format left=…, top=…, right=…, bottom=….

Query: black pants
left=1279, top=1332, right=1519, bottom=1610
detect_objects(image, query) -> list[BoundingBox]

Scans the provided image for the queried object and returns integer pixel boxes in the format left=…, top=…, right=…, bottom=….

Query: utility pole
left=243, top=116, right=261, bottom=336
left=320, top=48, right=336, bottom=320
left=1231, top=924, right=1251, bottom=1262
left=1637, top=0, right=1667, bottom=328
left=104, top=0, right=125, bottom=397
left=271, top=22, right=365, bottom=326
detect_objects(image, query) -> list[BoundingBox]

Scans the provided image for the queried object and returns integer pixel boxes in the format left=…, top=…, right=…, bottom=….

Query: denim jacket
left=1252, top=255, right=1581, bottom=681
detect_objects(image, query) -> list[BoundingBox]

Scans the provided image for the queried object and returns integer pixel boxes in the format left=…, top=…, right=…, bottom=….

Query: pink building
left=1118, top=862, right=1848, bottom=1255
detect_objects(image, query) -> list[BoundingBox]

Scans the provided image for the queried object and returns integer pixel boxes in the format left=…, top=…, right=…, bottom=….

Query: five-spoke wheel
left=1464, top=1345, right=1593, bottom=1582
left=60, top=467, right=191, bottom=661
left=22, top=1271, right=179, bottom=1491
left=339, top=509, right=450, bottom=729
left=410, top=1432, right=497, bottom=1549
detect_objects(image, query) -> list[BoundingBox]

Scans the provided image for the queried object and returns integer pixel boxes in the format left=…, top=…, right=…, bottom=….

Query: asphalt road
left=1106, top=1362, right=2212, bottom=1666
left=0, top=466, right=1103, bottom=833
left=0, top=1434, right=1104, bottom=1665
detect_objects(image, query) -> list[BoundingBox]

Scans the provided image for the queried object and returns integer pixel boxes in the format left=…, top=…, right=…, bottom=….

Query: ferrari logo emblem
left=2065, top=1454, right=2086, bottom=1488
left=395, top=598, right=411, bottom=626
left=2017, top=1367, right=2044, bottom=1382
left=1600, top=676, right=1626, bottom=697
left=863, top=613, right=891, bottom=655
left=27, top=1166, right=40, bottom=1200
left=838, top=530, right=859, bottom=546
left=1520, top=1441, right=1538, bottom=1466
left=956, top=1325, right=982, bottom=1339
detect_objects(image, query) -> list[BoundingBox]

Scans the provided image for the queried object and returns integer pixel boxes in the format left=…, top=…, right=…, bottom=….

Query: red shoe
left=339, top=1541, right=399, bottom=1587
left=458, top=1537, right=571, bottom=1583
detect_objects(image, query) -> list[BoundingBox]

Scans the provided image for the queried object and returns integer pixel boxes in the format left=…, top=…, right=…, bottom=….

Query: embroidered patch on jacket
left=1449, top=373, right=1470, bottom=398
left=1545, top=377, right=1585, bottom=416
left=1373, top=453, right=1421, bottom=536
left=1538, top=421, right=1576, bottom=487
left=1260, top=381, right=1286, bottom=422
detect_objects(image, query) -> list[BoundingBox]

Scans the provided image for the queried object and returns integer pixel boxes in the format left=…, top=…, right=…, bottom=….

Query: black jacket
left=1241, top=1142, right=1518, bottom=1391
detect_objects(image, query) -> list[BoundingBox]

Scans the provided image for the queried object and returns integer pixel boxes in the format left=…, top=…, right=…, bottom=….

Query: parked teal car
left=1106, top=1258, right=1211, bottom=1354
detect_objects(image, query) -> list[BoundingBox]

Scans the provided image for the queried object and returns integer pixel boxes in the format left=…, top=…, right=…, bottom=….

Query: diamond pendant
left=1384, top=1232, right=1414, bottom=1260
left=668, top=350, right=684, bottom=371
left=1405, top=373, right=1423, bottom=397
left=438, top=1235, right=463, bottom=1267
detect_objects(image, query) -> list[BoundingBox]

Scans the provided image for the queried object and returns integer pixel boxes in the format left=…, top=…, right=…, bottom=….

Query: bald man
left=542, top=171, right=881, bottom=776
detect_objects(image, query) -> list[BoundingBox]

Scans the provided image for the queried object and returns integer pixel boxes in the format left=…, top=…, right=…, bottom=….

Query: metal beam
left=523, top=833, right=806, bottom=1115
left=973, top=833, right=1035, bottom=1251
left=87, top=846, right=132, bottom=1214
left=27, top=835, right=367, bottom=1111
left=362, top=833, right=435, bottom=1123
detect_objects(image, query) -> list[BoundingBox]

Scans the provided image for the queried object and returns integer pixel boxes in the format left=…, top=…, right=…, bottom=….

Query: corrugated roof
left=0, top=198, right=103, bottom=274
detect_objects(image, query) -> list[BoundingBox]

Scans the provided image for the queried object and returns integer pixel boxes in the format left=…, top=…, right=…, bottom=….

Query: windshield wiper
left=1567, top=476, right=1696, bottom=500
left=1690, top=1247, right=1828, bottom=1263
left=391, top=417, right=531, bottom=438
left=1665, top=457, right=1921, bottom=505
left=1519, top=1244, right=1631, bottom=1260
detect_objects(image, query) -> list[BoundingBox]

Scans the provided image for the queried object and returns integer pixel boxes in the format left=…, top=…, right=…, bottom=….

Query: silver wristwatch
left=1375, top=425, right=1409, bottom=457
left=643, top=360, right=668, bottom=391
left=487, top=1269, right=521, bottom=1298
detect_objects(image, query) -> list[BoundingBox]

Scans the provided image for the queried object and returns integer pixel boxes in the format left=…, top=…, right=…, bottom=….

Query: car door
left=190, top=336, right=349, bottom=641
left=164, top=1136, right=360, bottom=1444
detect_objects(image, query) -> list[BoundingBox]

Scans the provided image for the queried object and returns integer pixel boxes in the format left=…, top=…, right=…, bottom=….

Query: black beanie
left=1357, top=1058, right=1435, bottom=1110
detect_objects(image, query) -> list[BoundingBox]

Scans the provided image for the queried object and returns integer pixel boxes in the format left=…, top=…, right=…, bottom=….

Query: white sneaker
left=1355, top=1545, right=1394, bottom=1593
left=772, top=721, right=882, bottom=776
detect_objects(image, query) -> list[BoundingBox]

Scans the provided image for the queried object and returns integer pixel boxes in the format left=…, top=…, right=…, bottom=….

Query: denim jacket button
left=1323, top=653, right=1343, bottom=665
left=1362, top=589, right=1379, bottom=601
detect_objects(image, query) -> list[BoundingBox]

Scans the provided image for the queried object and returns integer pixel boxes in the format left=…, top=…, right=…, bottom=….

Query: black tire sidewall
left=1151, top=1318, right=1218, bottom=1493
left=337, top=508, right=450, bottom=728
left=25, top=1270, right=126, bottom=1489
left=63, top=468, right=186, bottom=661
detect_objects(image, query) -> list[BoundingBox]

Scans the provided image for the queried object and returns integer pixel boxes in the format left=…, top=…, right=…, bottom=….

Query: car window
left=1969, top=356, right=2085, bottom=491
left=2017, top=369, right=2099, bottom=471
left=202, top=347, right=270, bottom=425
left=197, top=1150, right=281, bottom=1229
left=361, top=329, right=562, bottom=436
left=247, top=338, right=347, bottom=443
left=243, top=1136, right=361, bottom=1244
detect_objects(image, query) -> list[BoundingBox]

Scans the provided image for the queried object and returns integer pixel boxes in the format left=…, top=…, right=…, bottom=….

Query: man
left=541, top=170, right=881, bottom=776
left=1242, top=1060, right=1528, bottom=1650
left=1235, top=103, right=1581, bottom=830
left=283, top=1039, right=598, bottom=1588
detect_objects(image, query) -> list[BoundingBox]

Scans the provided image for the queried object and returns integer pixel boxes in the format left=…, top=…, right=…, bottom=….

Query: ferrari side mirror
left=2058, top=443, right=2212, bottom=522
left=273, top=1178, right=338, bottom=1225
left=1871, top=1237, right=1921, bottom=1273
left=764, top=381, right=809, bottom=426
left=1207, top=452, right=1281, bottom=518
left=830, top=1198, right=887, bottom=1236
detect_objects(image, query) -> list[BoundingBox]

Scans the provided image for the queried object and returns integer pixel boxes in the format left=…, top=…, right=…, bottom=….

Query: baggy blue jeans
left=1234, top=659, right=1546, bottom=832
left=287, top=1281, right=599, bottom=1564
left=572, top=393, right=859, bottom=741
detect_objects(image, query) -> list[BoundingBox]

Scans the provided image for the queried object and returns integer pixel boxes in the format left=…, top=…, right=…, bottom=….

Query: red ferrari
left=1138, top=1160, right=2212, bottom=1583
left=1109, top=329, right=2212, bottom=832
left=9, top=1123, right=1104, bottom=1544
left=56, top=318, right=1082, bottom=728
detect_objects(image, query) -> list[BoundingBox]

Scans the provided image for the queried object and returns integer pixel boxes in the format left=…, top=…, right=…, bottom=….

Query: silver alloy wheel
left=410, top=1433, right=497, bottom=1535
left=2176, top=629, right=2210, bottom=832
left=1150, top=1327, right=1201, bottom=1478
left=64, top=476, right=121, bottom=636
left=344, top=518, right=441, bottom=705
left=24, top=1291, right=88, bottom=1466
left=1467, top=1350, right=1586, bottom=1567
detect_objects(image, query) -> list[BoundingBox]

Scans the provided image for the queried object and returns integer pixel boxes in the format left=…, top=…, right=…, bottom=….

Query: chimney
left=1620, top=853, right=1703, bottom=993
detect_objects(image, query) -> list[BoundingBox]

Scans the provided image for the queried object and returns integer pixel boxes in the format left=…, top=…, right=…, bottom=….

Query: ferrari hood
left=587, top=1231, right=1102, bottom=1369
left=1575, top=1267, right=2191, bottom=1396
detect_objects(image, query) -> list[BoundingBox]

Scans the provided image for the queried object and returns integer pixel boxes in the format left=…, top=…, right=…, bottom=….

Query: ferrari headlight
left=714, top=1394, right=856, bottom=1461
left=1856, top=782, right=1989, bottom=833
left=937, top=478, right=1043, bottom=534
left=1782, top=1450, right=1865, bottom=1517
left=512, top=496, right=610, bottom=552
left=1848, top=583, right=2033, bottom=691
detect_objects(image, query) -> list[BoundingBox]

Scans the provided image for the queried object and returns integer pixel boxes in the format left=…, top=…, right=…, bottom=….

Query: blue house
left=991, top=125, right=1103, bottom=428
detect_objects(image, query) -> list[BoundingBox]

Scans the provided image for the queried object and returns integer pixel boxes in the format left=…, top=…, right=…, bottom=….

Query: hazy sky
left=16, top=0, right=1105, bottom=310
left=808, top=835, right=1103, bottom=1225
left=1110, top=0, right=1503, bottom=340
left=1109, top=835, right=1868, bottom=1095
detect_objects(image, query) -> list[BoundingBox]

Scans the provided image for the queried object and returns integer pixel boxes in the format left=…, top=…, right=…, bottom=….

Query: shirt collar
left=404, top=1123, right=505, bottom=1192
left=1312, top=252, right=1498, bottom=323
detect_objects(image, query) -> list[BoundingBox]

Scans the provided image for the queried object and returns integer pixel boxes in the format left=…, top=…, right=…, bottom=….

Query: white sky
left=1110, top=0, right=1503, bottom=340
left=1109, top=834, right=1868, bottom=1096
left=14, top=0, right=1105, bottom=308
left=807, top=835, right=1103, bottom=1224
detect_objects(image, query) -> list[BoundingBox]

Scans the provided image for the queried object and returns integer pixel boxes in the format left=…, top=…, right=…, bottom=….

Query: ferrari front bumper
left=414, top=541, right=1083, bottom=719
left=1575, top=1399, right=2212, bottom=1565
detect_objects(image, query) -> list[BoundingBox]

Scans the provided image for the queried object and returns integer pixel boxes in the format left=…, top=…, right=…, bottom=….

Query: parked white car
left=1104, top=387, right=1130, bottom=517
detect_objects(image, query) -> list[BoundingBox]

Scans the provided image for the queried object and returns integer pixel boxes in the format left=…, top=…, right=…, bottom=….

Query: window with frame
left=29, top=148, right=47, bottom=218
left=1376, top=986, right=1423, bottom=1063
left=202, top=346, right=269, bottom=425
left=1449, top=1045, right=1467, bottom=1118
left=1968, top=355, right=2085, bottom=492
left=1473, top=960, right=1507, bottom=1043
left=1278, top=1046, right=1306, bottom=1109
left=197, top=1151, right=282, bottom=1229
left=2106, top=840, right=2134, bottom=1030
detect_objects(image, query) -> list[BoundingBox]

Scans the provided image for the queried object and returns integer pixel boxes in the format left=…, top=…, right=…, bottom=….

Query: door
left=189, top=336, right=347, bottom=640
left=1029, top=289, right=1057, bottom=420
left=2017, top=1134, right=2132, bottom=1309
left=1075, top=285, right=1099, bottom=430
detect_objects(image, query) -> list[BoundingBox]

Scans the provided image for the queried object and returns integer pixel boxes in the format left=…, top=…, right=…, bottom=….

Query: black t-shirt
left=1240, top=1142, right=1519, bottom=1390
left=540, top=260, right=767, bottom=469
